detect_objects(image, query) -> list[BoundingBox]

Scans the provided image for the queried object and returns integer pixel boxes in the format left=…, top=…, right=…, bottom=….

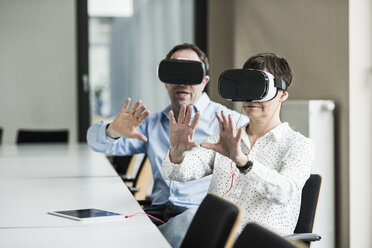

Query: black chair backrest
left=181, top=193, right=240, bottom=248
left=234, top=223, right=299, bottom=248
left=294, top=174, right=322, bottom=234
left=16, top=129, right=69, bottom=144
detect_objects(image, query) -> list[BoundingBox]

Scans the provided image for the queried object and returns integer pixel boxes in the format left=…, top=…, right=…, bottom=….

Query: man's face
left=165, top=49, right=209, bottom=111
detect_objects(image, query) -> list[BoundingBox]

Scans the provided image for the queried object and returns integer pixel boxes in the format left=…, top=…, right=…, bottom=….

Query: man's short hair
left=166, top=43, right=210, bottom=76
left=243, top=53, right=293, bottom=87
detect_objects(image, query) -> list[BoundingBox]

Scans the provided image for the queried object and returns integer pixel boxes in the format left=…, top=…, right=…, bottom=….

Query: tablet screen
left=48, top=208, right=124, bottom=221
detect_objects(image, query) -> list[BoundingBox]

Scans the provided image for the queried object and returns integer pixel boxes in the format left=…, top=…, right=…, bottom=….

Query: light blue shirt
left=87, top=93, right=249, bottom=208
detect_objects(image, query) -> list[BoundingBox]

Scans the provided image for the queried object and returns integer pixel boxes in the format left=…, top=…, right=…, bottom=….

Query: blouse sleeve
left=162, top=134, right=219, bottom=182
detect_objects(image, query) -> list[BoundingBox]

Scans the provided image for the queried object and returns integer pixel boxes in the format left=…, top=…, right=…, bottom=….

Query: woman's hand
left=106, top=98, right=150, bottom=142
left=169, top=104, right=200, bottom=164
left=201, top=111, right=248, bottom=166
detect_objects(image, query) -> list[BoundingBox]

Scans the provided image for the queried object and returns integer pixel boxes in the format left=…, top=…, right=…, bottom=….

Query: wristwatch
left=237, top=156, right=253, bottom=174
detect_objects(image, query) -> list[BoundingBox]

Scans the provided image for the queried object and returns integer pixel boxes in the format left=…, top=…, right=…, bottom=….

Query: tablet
left=48, top=208, right=124, bottom=221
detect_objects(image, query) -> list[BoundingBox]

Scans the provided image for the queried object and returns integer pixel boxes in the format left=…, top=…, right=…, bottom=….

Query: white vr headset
left=218, top=69, right=288, bottom=102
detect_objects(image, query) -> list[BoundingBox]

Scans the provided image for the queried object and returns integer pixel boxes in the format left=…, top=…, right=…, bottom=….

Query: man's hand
left=169, top=104, right=200, bottom=164
left=201, top=111, right=248, bottom=166
left=106, top=98, right=150, bottom=142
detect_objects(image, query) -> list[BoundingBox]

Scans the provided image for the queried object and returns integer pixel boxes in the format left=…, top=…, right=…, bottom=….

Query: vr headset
left=158, top=59, right=206, bottom=85
left=218, top=69, right=288, bottom=102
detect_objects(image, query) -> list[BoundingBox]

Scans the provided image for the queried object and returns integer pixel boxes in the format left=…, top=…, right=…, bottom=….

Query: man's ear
left=203, top=75, right=210, bottom=85
left=200, top=75, right=210, bottom=91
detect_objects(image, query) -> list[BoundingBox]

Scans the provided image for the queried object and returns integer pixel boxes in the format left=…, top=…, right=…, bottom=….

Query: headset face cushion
left=218, top=69, right=269, bottom=101
left=158, top=59, right=206, bottom=85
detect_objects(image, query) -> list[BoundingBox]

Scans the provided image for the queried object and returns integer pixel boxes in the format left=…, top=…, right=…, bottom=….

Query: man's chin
left=174, top=98, right=191, bottom=107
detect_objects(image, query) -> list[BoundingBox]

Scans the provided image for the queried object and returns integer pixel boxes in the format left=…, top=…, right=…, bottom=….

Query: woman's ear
left=279, top=91, right=288, bottom=102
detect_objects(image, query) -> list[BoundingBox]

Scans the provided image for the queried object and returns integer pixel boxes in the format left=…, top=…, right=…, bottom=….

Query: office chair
left=0, top=127, right=3, bottom=145
left=233, top=223, right=306, bottom=248
left=107, top=155, right=133, bottom=174
left=287, top=174, right=322, bottom=247
left=180, top=193, right=241, bottom=248
left=16, top=129, right=69, bottom=144
left=119, top=154, right=152, bottom=207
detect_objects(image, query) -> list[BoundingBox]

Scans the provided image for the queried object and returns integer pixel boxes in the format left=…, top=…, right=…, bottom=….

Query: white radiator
left=281, top=100, right=335, bottom=248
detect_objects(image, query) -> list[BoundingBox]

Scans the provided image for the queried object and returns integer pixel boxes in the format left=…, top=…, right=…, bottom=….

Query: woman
left=160, top=53, right=315, bottom=246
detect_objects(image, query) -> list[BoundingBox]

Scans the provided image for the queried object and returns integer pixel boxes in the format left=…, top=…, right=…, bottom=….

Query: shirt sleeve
left=162, top=134, right=219, bottom=182
left=243, top=136, right=315, bottom=205
left=86, top=120, right=147, bottom=155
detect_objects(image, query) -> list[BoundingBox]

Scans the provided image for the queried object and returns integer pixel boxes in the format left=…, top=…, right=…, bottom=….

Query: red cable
left=222, top=100, right=282, bottom=197
left=125, top=212, right=165, bottom=224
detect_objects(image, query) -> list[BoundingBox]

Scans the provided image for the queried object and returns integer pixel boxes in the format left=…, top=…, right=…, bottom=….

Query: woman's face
left=242, top=90, right=287, bottom=121
left=242, top=68, right=287, bottom=121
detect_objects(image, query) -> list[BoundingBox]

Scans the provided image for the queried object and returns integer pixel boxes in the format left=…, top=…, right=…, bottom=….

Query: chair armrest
left=128, top=187, right=141, bottom=194
left=286, top=233, right=321, bottom=242
left=120, top=175, right=135, bottom=182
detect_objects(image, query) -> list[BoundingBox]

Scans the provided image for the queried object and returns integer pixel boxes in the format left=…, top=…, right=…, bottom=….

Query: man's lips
left=175, top=90, right=190, bottom=97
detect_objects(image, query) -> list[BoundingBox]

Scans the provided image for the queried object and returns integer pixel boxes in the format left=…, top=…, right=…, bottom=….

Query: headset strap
left=274, top=78, right=288, bottom=91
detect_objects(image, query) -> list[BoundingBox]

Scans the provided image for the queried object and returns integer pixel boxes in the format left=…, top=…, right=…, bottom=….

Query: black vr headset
left=158, top=59, right=206, bottom=85
left=218, top=69, right=288, bottom=102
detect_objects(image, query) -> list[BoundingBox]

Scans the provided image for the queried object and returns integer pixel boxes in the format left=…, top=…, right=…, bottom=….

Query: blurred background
left=0, top=1, right=371, bottom=248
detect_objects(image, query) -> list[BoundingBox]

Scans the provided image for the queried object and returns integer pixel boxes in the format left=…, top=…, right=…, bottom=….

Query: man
left=86, top=43, right=248, bottom=225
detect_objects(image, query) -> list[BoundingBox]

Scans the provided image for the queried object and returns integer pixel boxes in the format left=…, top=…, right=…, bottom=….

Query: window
left=88, top=0, right=195, bottom=123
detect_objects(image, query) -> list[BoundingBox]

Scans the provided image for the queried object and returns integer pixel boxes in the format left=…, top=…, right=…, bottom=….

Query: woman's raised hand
left=169, top=104, right=200, bottom=164
left=201, top=111, right=248, bottom=166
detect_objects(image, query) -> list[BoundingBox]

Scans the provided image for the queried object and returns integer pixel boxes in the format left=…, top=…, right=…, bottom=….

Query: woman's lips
left=244, top=104, right=260, bottom=108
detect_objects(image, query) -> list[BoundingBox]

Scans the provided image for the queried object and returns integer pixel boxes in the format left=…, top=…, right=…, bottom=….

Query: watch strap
left=237, top=159, right=253, bottom=174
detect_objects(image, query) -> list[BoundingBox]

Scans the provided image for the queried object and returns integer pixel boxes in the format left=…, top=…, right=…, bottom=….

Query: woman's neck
left=246, top=116, right=281, bottom=143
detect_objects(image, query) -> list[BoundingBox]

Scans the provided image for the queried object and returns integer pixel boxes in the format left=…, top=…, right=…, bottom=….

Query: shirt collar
left=241, top=122, right=290, bottom=146
left=162, top=92, right=210, bottom=119
left=269, top=122, right=289, bottom=141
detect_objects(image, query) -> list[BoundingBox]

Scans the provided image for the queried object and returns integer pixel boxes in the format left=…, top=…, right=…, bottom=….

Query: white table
left=0, top=144, right=170, bottom=247
left=0, top=144, right=117, bottom=178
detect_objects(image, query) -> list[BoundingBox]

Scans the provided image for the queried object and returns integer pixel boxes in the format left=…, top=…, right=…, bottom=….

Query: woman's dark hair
left=243, top=53, right=293, bottom=87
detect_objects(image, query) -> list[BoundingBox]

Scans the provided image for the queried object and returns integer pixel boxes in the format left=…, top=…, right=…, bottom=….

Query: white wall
left=349, top=0, right=372, bottom=247
left=0, top=0, right=77, bottom=144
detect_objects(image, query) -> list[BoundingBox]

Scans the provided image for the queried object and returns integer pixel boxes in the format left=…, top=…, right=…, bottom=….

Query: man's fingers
left=128, top=100, right=142, bottom=114
left=133, top=105, right=147, bottom=118
left=121, top=98, right=131, bottom=112
left=169, top=110, right=176, bottom=125
left=137, top=110, right=150, bottom=123
left=184, top=105, right=193, bottom=125
left=178, top=104, right=186, bottom=124
left=190, top=112, right=200, bottom=129
left=134, top=133, right=148, bottom=142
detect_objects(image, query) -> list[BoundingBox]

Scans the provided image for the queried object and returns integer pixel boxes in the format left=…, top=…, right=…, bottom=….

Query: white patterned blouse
left=162, top=122, right=315, bottom=235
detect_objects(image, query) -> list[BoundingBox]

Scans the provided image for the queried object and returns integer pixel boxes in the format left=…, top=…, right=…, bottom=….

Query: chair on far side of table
left=16, top=129, right=69, bottom=144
